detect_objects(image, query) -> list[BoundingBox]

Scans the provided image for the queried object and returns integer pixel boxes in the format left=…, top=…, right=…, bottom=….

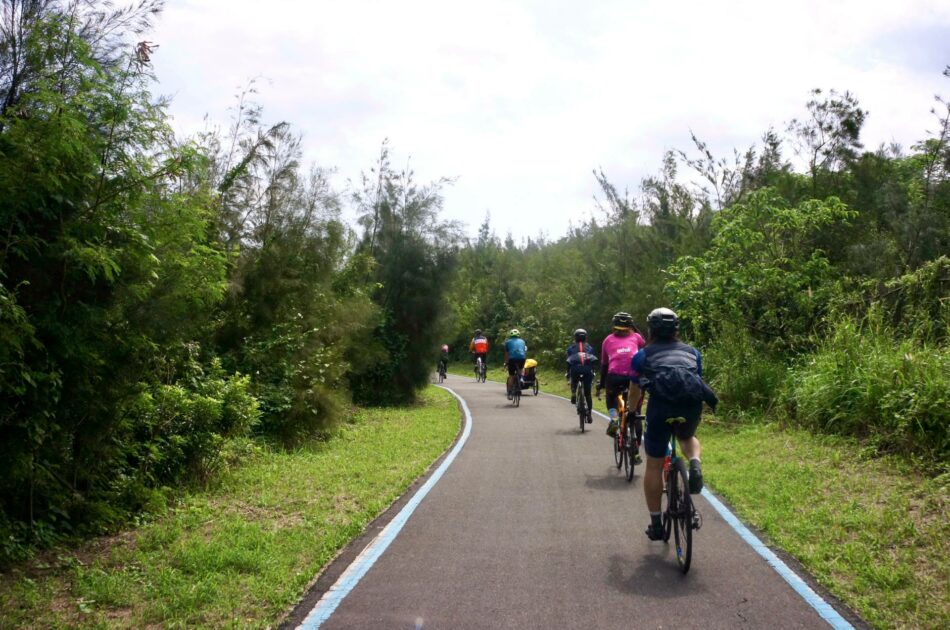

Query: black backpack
left=651, top=366, right=707, bottom=403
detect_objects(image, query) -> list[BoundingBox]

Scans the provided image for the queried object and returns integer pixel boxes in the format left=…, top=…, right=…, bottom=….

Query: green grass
left=451, top=364, right=950, bottom=629
left=702, top=423, right=949, bottom=630
left=0, top=387, right=461, bottom=629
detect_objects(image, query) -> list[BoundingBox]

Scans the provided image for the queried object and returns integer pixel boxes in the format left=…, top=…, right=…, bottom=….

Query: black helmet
left=612, top=311, right=635, bottom=330
left=647, top=307, right=679, bottom=336
left=573, top=328, right=587, bottom=342
left=474, top=329, right=482, bottom=336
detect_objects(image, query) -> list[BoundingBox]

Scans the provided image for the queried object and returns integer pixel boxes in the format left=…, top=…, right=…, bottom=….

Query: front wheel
left=670, top=459, right=693, bottom=573
left=613, top=433, right=622, bottom=468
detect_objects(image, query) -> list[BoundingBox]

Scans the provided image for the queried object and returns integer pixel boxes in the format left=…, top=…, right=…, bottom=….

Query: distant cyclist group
left=440, top=307, right=718, bottom=549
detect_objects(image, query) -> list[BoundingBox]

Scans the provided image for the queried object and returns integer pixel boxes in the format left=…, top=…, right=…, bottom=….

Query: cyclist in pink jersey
left=596, top=312, right=646, bottom=444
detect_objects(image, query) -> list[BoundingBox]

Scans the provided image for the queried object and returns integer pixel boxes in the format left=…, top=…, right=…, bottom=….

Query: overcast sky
left=150, top=0, right=950, bottom=241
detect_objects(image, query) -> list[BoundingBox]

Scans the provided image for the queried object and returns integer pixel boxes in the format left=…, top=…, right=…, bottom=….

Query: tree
left=350, top=143, right=460, bottom=404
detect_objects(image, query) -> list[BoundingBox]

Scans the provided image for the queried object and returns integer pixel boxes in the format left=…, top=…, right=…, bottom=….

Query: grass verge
left=450, top=365, right=949, bottom=629
left=0, top=386, right=460, bottom=629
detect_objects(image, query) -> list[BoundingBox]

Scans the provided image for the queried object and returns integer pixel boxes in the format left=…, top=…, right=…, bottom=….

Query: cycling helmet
left=612, top=311, right=635, bottom=330
left=573, top=328, right=587, bottom=342
left=474, top=329, right=482, bottom=336
left=647, top=307, right=679, bottom=337
left=508, top=329, right=520, bottom=338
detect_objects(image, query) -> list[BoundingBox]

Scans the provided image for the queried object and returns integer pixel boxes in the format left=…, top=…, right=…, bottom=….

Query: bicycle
left=474, top=356, right=487, bottom=383
left=661, top=417, right=703, bottom=573
left=508, top=367, right=522, bottom=407
left=437, top=360, right=447, bottom=384
left=573, top=376, right=592, bottom=432
left=607, top=386, right=643, bottom=482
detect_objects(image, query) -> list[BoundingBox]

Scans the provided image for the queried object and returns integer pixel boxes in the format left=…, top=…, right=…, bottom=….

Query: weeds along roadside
left=0, top=387, right=461, bottom=629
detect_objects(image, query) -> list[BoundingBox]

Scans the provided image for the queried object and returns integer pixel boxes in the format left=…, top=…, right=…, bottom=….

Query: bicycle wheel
left=613, top=432, right=622, bottom=468
left=438, top=370, right=445, bottom=383
left=533, top=379, right=539, bottom=395
left=624, top=424, right=635, bottom=482
left=671, top=459, right=693, bottom=573
left=578, top=391, right=587, bottom=430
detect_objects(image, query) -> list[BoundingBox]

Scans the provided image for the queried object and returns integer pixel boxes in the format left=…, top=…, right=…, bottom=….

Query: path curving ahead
left=286, top=376, right=861, bottom=629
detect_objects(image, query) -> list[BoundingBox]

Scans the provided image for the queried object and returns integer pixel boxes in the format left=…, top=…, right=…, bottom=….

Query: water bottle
left=662, top=442, right=672, bottom=485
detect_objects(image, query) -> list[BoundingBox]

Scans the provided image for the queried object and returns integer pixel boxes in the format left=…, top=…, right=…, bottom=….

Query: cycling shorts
left=506, top=358, right=526, bottom=375
left=643, top=397, right=702, bottom=458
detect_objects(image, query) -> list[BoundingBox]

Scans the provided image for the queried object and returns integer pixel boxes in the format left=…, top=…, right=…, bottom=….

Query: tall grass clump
left=790, top=312, right=950, bottom=461
left=702, top=324, right=789, bottom=414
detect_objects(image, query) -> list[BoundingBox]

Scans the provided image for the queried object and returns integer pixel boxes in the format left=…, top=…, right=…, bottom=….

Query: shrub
left=702, top=324, right=789, bottom=413
left=790, top=312, right=950, bottom=460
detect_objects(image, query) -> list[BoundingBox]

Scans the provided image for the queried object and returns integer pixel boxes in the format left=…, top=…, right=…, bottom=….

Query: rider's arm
left=631, top=348, right=646, bottom=374
left=694, top=348, right=703, bottom=377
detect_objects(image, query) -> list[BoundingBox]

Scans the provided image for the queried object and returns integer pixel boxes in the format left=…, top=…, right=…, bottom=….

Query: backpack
left=650, top=366, right=707, bottom=403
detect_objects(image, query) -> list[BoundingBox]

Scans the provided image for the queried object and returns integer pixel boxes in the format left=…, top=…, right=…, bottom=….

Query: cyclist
left=566, top=328, right=598, bottom=423
left=469, top=329, right=489, bottom=372
left=633, top=307, right=717, bottom=541
left=438, top=344, right=449, bottom=378
left=503, top=329, right=527, bottom=400
left=596, top=312, right=646, bottom=444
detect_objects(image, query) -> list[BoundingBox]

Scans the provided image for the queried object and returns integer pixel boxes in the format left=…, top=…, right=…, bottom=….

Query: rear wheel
left=576, top=385, right=587, bottom=432
left=624, top=424, right=635, bottom=482
left=533, top=379, right=539, bottom=395
left=671, top=459, right=693, bottom=573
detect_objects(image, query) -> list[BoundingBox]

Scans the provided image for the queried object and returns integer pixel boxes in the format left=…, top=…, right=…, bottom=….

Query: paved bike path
left=296, top=377, right=857, bottom=629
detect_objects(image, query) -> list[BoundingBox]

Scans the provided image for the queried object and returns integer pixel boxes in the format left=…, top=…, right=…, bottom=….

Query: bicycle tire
left=533, top=380, right=539, bottom=395
left=624, top=424, right=635, bottom=482
left=576, top=384, right=587, bottom=432
left=671, top=459, right=693, bottom=573
left=613, top=433, right=622, bottom=468
left=662, top=466, right=674, bottom=543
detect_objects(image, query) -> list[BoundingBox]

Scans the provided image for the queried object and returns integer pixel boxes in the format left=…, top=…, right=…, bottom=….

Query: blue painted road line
left=540, top=387, right=853, bottom=629
left=296, top=385, right=473, bottom=629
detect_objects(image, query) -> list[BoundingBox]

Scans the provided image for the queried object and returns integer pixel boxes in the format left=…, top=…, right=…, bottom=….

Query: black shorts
left=604, top=374, right=630, bottom=411
left=506, top=358, right=526, bottom=375
left=473, top=352, right=487, bottom=364
left=643, top=397, right=702, bottom=458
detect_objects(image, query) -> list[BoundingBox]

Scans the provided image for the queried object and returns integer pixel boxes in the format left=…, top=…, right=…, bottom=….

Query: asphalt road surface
left=289, top=376, right=860, bottom=629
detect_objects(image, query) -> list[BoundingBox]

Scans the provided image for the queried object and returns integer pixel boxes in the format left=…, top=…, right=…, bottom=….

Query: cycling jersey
left=504, top=337, right=527, bottom=360
left=469, top=336, right=489, bottom=354
left=600, top=332, right=646, bottom=378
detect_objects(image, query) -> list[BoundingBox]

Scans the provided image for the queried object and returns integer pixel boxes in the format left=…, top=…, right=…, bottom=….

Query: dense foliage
left=445, top=79, right=950, bottom=462
left=0, top=1, right=454, bottom=562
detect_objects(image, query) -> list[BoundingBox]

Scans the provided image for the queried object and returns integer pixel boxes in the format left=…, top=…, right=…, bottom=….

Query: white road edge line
left=538, top=387, right=854, bottom=629
left=296, top=385, right=473, bottom=629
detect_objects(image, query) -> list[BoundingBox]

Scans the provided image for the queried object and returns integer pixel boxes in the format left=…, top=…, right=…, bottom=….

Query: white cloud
left=150, top=0, right=950, bottom=240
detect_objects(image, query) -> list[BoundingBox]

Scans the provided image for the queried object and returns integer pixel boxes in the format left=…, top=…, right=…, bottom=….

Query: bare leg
left=680, top=436, right=701, bottom=461
left=644, top=455, right=664, bottom=512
